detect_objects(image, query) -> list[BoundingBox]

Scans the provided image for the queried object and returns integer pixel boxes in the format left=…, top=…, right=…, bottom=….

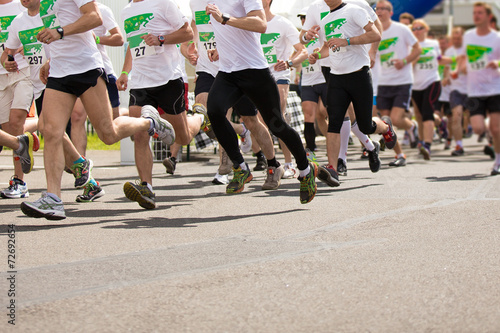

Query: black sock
left=267, top=158, right=280, bottom=168
left=255, top=150, right=265, bottom=159
left=304, top=122, right=316, bottom=151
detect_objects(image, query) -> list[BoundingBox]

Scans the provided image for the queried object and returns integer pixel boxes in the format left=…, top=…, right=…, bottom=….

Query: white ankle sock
left=339, top=118, right=351, bottom=161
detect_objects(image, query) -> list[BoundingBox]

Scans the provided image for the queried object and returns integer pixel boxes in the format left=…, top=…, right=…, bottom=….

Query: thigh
left=41, top=88, right=77, bottom=135
left=207, top=72, right=244, bottom=115
left=155, top=79, right=185, bottom=115
left=79, top=77, right=114, bottom=133
left=327, top=75, right=351, bottom=133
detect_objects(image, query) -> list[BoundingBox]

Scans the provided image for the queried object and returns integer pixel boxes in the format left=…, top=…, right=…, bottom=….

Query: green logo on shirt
left=324, top=18, right=347, bottom=37
left=261, top=33, right=280, bottom=45
left=128, top=33, right=148, bottom=48
left=263, top=45, right=277, bottom=64
left=417, top=56, right=433, bottom=63
left=306, top=38, right=319, bottom=48
left=40, top=0, right=57, bottom=17
left=18, top=27, right=45, bottom=45
left=0, top=15, right=16, bottom=30
left=379, top=37, right=398, bottom=51
left=421, top=47, right=434, bottom=55
left=195, top=11, right=210, bottom=25
left=320, top=11, right=329, bottom=20
left=124, top=13, right=154, bottom=34
left=24, top=43, right=44, bottom=56
left=199, top=32, right=215, bottom=42
left=466, top=44, right=492, bottom=63
left=380, top=51, right=394, bottom=63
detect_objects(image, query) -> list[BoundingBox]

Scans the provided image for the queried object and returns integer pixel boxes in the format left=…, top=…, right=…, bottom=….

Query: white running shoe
left=212, top=172, right=229, bottom=185
left=1, top=177, right=29, bottom=199
left=282, top=164, right=297, bottom=179
left=141, top=105, right=176, bottom=145
left=240, top=128, right=252, bottom=154
left=21, top=192, right=66, bottom=220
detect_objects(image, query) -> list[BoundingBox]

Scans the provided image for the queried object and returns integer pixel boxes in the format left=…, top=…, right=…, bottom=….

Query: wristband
left=437, top=54, right=442, bottom=61
left=315, top=51, right=321, bottom=59
left=121, top=71, right=129, bottom=76
left=301, top=33, right=310, bottom=43
left=498, top=60, right=500, bottom=67
left=346, top=37, right=350, bottom=46
left=188, top=40, right=194, bottom=44
left=403, top=58, right=407, bottom=65
left=95, top=36, right=100, bottom=44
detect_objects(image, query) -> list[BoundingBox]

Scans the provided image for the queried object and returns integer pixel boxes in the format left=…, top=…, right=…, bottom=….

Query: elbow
left=257, top=21, right=267, bottom=34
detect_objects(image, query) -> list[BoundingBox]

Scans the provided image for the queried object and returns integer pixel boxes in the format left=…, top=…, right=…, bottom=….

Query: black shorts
left=377, top=84, right=412, bottom=111
left=438, top=101, right=451, bottom=116
left=301, top=83, right=328, bottom=104
left=194, top=72, right=215, bottom=96
left=106, top=74, right=120, bottom=108
left=466, top=95, right=500, bottom=117
left=411, top=81, right=441, bottom=122
left=233, top=95, right=258, bottom=116
left=129, top=78, right=185, bottom=115
left=450, top=90, right=468, bottom=110
left=46, top=68, right=105, bottom=97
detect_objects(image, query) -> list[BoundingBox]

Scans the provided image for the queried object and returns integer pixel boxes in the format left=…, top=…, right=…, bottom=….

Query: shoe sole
left=20, top=202, right=66, bottom=220
left=76, top=189, right=105, bottom=203
left=162, top=159, right=175, bottom=175
left=1, top=192, right=29, bottom=199
left=226, top=174, right=253, bottom=194
left=123, top=182, right=156, bottom=209
left=317, top=166, right=340, bottom=187
left=420, top=147, right=431, bottom=160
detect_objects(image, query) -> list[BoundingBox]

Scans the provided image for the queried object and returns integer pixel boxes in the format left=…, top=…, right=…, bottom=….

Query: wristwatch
left=56, top=27, right=64, bottom=39
left=287, top=59, right=293, bottom=68
left=158, top=35, right=165, bottom=46
left=221, top=13, right=230, bottom=25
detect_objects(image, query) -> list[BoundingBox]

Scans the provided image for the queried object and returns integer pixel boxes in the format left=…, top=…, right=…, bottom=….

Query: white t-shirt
left=0, top=0, right=28, bottom=75
left=210, top=0, right=268, bottom=73
left=190, top=0, right=219, bottom=77
left=445, top=45, right=467, bottom=95
left=261, top=15, right=299, bottom=81
left=372, top=58, right=380, bottom=96
left=412, top=39, right=441, bottom=91
left=121, top=0, right=187, bottom=89
left=319, top=3, right=372, bottom=75
left=5, top=12, right=46, bottom=99
left=301, top=37, right=325, bottom=86
left=377, top=21, right=418, bottom=86
left=41, top=0, right=103, bottom=78
left=302, top=0, right=376, bottom=69
left=93, top=3, right=118, bottom=77
left=461, top=29, right=500, bottom=97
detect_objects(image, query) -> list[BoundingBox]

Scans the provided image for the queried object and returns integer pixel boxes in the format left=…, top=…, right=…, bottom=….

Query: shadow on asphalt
left=425, top=174, right=489, bottom=182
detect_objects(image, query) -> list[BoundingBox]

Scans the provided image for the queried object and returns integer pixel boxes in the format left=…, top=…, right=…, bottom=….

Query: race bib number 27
left=128, top=33, right=156, bottom=59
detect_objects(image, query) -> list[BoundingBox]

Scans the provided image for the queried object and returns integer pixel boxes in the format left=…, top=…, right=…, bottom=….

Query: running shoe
left=444, top=139, right=451, bottom=150
left=123, top=181, right=156, bottom=209
left=492, top=164, right=500, bottom=176
left=21, top=192, right=66, bottom=220
left=262, top=165, right=285, bottom=190
left=15, top=132, right=39, bottom=174
left=318, top=164, right=340, bottom=187
left=305, top=148, right=317, bottom=163
left=451, top=146, right=464, bottom=156
left=389, top=155, right=406, bottom=167
left=212, top=172, right=229, bottom=185
left=484, top=145, right=495, bottom=159
left=367, top=141, right=381, bottom=173
left=337, top=158, right=347, bottom=176
left=381, top=116, right=397, bottom=149
left=226, top=164, right=253, bottom=194
left=193, top=103, right=216, bottom=139
left=477, top=132, right=486, bottom=143
left=253, top=154, right=267, bottom=171
left=76, top=182, right=105, bottom=202
left=438, top=118, right=448, bottom=140
left=163, top=156, right=176, bottom=175
left=71, top=158, right=93, bottom=188
left=420, top=146, right=431, bottom=160
left=298, top=162, right=318, bottom=204
left=282, top=164, right=297, bottom=179
left=141, top=105, right=176, bottom=145
left=409, top=121, right=419, bottom=148
left=240, top=128, right=252, bottom=154
left=1, top=176, right=28, bottom=199
left=379, top=137, right=386, bottom=151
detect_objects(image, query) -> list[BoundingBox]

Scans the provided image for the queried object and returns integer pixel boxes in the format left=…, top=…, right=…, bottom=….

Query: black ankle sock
left=255, top=150, right=265, bottom=159
left=267, top=158, right=280, bottom=168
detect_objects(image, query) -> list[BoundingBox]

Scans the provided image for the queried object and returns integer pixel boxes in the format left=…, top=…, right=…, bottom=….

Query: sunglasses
left=412, top=26, right=425, bottom=31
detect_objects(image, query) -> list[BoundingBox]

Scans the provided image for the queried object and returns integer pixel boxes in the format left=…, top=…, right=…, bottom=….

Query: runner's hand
left=208, top=49, right=219, bottom=62
left=116, top=73, right=128, bottom=91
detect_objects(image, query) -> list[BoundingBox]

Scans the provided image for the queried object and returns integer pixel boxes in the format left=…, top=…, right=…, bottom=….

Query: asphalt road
left=0, top=135, right=499, bottom=332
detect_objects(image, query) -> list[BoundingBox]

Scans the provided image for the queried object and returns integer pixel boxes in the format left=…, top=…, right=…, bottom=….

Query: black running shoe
left=253, top=155, right=267, bottom=171
left=367, top=141, right=381, bottom=173
left=76, top=182, right=105, bottom=202
left=484, top=145, right=495, bottom=159
left=318, top=164, right=340, bottom=187
left=337, top=158, right=347, bottom=176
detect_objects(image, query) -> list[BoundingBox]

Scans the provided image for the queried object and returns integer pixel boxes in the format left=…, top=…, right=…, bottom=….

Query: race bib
left=327, top=33, right=347, bottom=54
left=128, top=33, right=156, bottom=59
left=380, top=51, right=396, bottom=69
left=24, top=44, right=46, bottom=66
left=302, top=58, right=320, bottom=75
left=467, top=44, right=492, bottom=72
